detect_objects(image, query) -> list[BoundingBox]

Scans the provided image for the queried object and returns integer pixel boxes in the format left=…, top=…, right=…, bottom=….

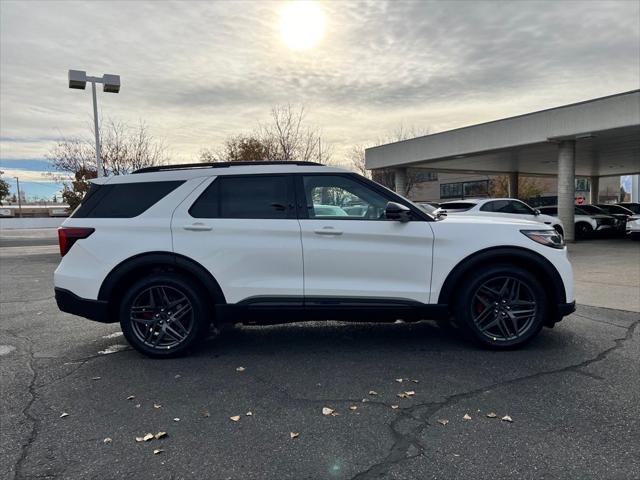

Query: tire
left=575, top=222, right=593, bottom=239
left=452, top=265, right=547, bottom=349
left=119, top=273, right=211, bottom=358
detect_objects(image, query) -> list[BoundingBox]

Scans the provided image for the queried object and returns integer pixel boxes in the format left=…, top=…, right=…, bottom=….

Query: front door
left=297, top=174, right=433, bottom=304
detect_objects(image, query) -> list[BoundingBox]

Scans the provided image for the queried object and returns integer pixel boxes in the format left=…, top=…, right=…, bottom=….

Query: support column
left=508, top=172, right=519, bottom=198
left=394, top=167, right=407, bottom=196
left=557, top=140, right=576, bottom=241
left=590, top=176, right=599, bottom=204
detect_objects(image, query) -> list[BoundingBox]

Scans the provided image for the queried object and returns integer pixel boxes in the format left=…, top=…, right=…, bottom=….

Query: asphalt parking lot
left=1, top=232, right=639, bottom=480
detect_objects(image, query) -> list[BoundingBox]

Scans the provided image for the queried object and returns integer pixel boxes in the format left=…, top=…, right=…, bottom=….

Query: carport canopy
left=365, top=90, right=640, bottom=241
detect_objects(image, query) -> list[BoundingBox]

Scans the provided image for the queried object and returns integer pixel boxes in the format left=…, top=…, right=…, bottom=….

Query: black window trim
left=188, top=173, right=297, bottom=220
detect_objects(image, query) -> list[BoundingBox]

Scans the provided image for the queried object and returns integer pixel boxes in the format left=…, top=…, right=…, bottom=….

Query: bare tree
left=489, top=175, right=545, bottom=200
left=346, top=145, right=370, bottom=178
left=47, top=119, right=167, bottom=210
left=201, top=104, right=332, bottom=164
left=367, top=124, right=431, bottom=195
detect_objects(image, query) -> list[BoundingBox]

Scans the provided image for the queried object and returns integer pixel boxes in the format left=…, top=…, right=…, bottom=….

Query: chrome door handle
left=183, top=223, right=212, bottom=231
left=314, top=227, right=343, bottom=236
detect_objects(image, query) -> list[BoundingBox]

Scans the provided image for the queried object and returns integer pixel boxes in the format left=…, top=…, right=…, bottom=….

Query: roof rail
left=133, top=161, right=324, bottom=174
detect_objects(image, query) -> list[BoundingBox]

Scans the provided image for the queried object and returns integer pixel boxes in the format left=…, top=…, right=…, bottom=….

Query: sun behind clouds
left=280, top=1, right=326, bottom=50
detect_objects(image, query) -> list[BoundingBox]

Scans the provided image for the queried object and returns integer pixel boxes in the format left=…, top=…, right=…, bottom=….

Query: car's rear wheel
left=575, top=222, right=593, bottom=238
left=120, top=273, right=210, bottom=358
left=453, top=265, right=547, bottom=349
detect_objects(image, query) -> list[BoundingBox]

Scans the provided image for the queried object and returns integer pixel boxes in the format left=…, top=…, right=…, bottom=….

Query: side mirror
left=385, top=202, right=411, bottom=222
left=534, top=209, right=541, bottom=216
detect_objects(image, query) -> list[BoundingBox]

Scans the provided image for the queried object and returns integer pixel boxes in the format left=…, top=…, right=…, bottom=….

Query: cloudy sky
left=1, top=0, right=639, bottom=198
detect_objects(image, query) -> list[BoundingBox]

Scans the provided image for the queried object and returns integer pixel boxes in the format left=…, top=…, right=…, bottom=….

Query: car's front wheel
left=453, top=265, right=547, bottom=349
left=120, top=273, right=210, bottom=358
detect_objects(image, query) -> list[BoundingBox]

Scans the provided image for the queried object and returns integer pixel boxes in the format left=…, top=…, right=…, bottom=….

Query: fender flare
left=437, top=246, right=567, bottom=306
left=98, top=251, right=226, bottom=305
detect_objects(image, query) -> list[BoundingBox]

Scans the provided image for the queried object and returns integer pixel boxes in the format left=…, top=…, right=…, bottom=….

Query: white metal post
left=91, top=81, right=103, bottom=177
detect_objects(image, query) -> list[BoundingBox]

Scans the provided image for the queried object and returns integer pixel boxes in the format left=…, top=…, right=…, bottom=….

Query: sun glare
left=280, top=1, right=326, bottom=50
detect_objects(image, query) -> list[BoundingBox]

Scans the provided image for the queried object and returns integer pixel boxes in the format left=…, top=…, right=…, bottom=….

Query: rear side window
left=189, top=175, right=293, bottom=219
left=72, top=181, right=184, bottom=218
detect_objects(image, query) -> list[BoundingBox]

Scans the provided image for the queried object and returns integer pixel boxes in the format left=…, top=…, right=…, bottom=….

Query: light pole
left=68, top=70, right=121, bottom=177
left=14, top=177, right=22, bottom=218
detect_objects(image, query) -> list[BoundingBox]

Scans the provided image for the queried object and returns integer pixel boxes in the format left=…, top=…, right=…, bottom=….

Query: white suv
left=54, top=162, right=575, bottom=357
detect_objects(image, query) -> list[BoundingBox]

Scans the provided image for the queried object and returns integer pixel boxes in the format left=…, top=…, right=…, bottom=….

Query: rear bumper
left=55, top=288, right=113, bottom=323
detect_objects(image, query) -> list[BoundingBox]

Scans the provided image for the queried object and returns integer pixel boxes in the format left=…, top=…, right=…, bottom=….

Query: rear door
left=171, top=174, right=303, bottom=304
left=296, top=173, right=433, bottom=304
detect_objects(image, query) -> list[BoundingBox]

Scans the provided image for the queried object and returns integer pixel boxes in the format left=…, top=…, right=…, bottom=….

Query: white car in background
left=626, top=215, right=640, bottom=239
left=438, top=198, right=565, bottom=236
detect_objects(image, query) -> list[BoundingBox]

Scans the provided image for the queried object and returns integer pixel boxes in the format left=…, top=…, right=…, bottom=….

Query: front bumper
left=55, top=288, right=113, bottom=323
left=557, top=301, right=576, bottom=317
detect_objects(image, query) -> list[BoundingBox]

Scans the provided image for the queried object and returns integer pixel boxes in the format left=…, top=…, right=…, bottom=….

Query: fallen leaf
left=173, top=418, right=180, bottom=422
left=486, top=412, right=497, bottom=418
left=453, top=453, right=460, bottom=457
left=143, top=433, right=154, bottom=442
left=153, top=449, right=164, bottom=455
left=246, top=411, right=253, bottom=416
left=230, top=415, right=241, bottom=422
left=361, top=399, right=368, bottom=403
left=463, top=414, right=472, bottom=421
left=236, top=366, right=246, bottom=372
left=154, top=431, right=167, bottom=440
left=91, top=376, right=101, bottom=381
left=368, top=390, right=378, bottom=396
left=501, top=415, right=513, bottom=423
left=202, top=411, right=210, bottom=418
left=405, top=391, right=416, bottom=396
left=153, top=404, right=162, bottom=409
left=391, top=405, right=399, bottom=409
left=174, top=374, right=181, bottom=379
left=412, top=380, right=419, bottom=384
left=135, top=404, right=141, bottom=408
left=349, top=406, right=358, bottom=411
left=437, top=419, right=449, bottom=426
left=397, top=391, right=415, bottom=399
left=135, top=437, right=144, bottom=442
left=126, top=395, right=135, bottom=400
left=290, top=432, right=299, bottom=439
left=395, top=378, right=403, bottom=383
left=322, top=407, right=335, bottom=416
left=59, top=412, right=69, bottom=418
left=103, top=437, right=112, bottom=444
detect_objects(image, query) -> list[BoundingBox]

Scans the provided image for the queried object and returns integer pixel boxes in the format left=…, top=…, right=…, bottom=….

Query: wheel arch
left=437, top=246, right=566, bottom=313
left=98, top=252, right=226, bottom=319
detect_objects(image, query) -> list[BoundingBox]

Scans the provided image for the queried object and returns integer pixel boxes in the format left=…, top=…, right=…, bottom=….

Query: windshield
left=579, top=205, right=606, bottom=215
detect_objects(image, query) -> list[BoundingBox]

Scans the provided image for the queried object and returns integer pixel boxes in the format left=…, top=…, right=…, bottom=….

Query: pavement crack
left=13, top=335, right=41, bottom=480
left=349, top=318, right=639, bottom=480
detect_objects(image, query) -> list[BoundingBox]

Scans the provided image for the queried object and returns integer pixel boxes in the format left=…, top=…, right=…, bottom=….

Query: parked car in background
left=438, top=198, right=565, bottom=236
left=616, top=202, right=640, bottom=215
left=538, top=206, right=618, bottom=238
left=579, top=204, right=626, bottom=234
left=626, top=215, right=640, bottom=239
left=416, top=202, right=441, bottom=215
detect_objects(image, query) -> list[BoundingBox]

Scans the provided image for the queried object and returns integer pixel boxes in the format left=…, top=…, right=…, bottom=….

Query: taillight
left=58, top=227, right=95, bottom=257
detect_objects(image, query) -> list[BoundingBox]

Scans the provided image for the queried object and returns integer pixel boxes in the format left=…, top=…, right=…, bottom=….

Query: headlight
left=520, top=229, right=565, bottom=249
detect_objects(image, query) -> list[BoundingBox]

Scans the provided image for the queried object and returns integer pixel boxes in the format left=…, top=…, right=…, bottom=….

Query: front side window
left=190, top=175, right=293, bottom=219
left=302, top=175, right=390, bottom=220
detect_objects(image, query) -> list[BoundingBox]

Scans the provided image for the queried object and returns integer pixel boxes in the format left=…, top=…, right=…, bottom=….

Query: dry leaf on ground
left=463, top=414, right=472, bottom=420
left=486, top=412, right=497, bottom=418
left=349, top=406, right=358, bottom=411
left=246, top=411, right=253, bottom=416
left=202, top=411, right=210, bottom=418
left=143, top=433, right=154, bottom=442
left=236, top=366, right=246, bottom=372
left=230, top=415, right=241, bottom=422
left=395, top=378, right=403, bottom=383
left=154, top=431, right=167, bottom=440
left=59, top=412, right=69, bottom=418
left=391, top=405, right=399, bottom=409
left=368, top=390, right=378, bottom=395
left=322, top=407, right=335, bottom=416
left=126, top=395, right=135, bottom=400
left=103, top=437, right=112, bottom=444
left=290, top=432, right=299, bottom=439
left=153, top=449, right=164, bottom=455
left=437, top=419, right=449, bottom=426
left=153, top=404, right=162, bottom=409
left=173, top=418, right=180, bottom=422
left=501, top=415, right=513, bottom=422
